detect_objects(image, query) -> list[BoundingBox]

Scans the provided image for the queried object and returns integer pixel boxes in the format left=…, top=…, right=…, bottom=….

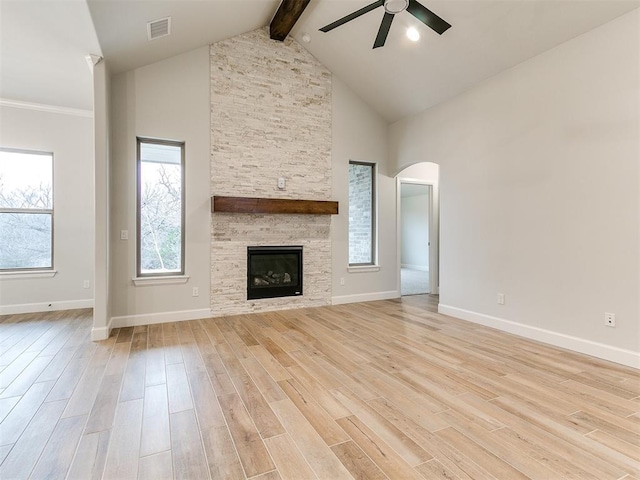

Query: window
left=0, top=148, right=54, bottom=271
left=137, top=138, right=185, bottom=277
left=348, top=161, right=376, bottom=265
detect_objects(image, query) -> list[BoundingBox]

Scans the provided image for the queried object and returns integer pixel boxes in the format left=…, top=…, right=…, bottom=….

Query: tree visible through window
left=137, top=138, right=185, bottom=276
left=0, top=149, right=53, bottom=270
left=348, top=161, right=375, bottom=265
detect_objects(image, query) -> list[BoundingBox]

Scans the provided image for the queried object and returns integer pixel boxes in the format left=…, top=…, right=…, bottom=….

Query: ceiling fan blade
left=406, top=0, right=451, bottom=35
left=320, top=0, right=384, bottom=32
left=373, top=12, right=394, bottom=49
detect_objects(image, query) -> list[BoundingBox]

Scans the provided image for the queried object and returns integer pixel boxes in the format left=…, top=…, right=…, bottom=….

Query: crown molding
left=0, top=98, right=93, bottom=118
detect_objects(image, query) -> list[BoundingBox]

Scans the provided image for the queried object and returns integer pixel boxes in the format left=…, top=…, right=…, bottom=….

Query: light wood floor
left=0, top=296, right=638, bottom=480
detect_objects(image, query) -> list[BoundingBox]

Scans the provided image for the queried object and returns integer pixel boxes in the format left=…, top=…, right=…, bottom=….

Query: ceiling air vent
left=147, top=17, right=171, bottom=41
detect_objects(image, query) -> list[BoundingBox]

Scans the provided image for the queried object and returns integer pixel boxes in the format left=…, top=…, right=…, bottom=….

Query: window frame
left=348, top=160, right=377, bottom=267
left=0, top=147, right=54, bottom=272
left=136, top=137, right=186, bottom=278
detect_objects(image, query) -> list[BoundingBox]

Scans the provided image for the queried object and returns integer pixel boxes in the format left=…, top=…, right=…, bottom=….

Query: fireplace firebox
left=247, top=246, right=303, bottom=300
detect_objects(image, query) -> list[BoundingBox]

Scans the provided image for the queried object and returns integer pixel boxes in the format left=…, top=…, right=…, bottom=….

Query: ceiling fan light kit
left=406, top=26, right=420, bottom=41
left=319, top=0, right=451, bottom=49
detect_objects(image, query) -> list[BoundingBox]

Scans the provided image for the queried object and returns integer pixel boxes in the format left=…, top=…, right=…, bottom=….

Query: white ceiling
left=86, top=0, right=281, bottom=75
left=292, top=0, right=640, bottom=121
left=1, top=0, right=639, bottom=120
left=0, top=0, right=102, bottom=111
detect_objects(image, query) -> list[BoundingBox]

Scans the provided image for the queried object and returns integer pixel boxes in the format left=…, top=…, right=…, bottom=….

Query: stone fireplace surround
left=210, top=28, right=333, bottom=316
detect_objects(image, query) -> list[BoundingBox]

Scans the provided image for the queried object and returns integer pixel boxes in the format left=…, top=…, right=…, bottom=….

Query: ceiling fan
left=319, top=0, right=451, bottom=49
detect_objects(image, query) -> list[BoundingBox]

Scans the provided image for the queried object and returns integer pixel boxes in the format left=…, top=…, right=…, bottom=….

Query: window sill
left=132, top=275, right=190, bottom=286
left=348, top=265, right=380, bottom=273
left=0, top=270, right=57, bottom=280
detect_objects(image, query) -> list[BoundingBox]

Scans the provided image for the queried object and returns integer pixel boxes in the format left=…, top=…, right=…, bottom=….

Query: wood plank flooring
left=0, top=296, right=638, bottom=479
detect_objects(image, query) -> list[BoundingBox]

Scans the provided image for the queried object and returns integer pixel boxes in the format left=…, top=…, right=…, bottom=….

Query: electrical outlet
left=192, top=287, right=199, bottom=297
left=497, top=293, right=505, bottom=305
left=83, top=280, right=90, bottom=289
left=278, top=177, right=286, bottom=190
left=120, top=230, right=128, bottom=240
left=605, top=312, right=615, bottom=327
left=340, top=277, right=345, bottom=286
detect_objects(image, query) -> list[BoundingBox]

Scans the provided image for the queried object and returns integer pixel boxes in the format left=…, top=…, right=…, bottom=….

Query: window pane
left=0, top=150, right=53, bottom=209
left=0, top=213, right=52, bottom=269
left=139, top=142, right=183, bottom=274
left=140, top=142, right=181, bottom=165
left=349, top=163, right=374, bottom=264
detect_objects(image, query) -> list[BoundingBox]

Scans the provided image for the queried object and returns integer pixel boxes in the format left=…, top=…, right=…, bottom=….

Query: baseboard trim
left=0, top=299, right=93, bottom=316
left=401, top=264, right=429, bottom=272
left=110, top=308, right=212, bottom=329
left=332, top=290, right=400, bottom=305
left=438, top=304, right=639, bottom=369
left=91, top=317, right=112, bottom=342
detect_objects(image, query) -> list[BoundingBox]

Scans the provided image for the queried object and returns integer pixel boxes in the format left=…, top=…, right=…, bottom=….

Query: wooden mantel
left=212, top=196, right=339, bottom=215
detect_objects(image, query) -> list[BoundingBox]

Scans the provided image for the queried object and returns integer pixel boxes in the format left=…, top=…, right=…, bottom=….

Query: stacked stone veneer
left=210, top=28, right=332, bottom=316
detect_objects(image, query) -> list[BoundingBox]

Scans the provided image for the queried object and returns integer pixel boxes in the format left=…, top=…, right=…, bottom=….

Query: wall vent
left=147, top=17, right=171, bottom=41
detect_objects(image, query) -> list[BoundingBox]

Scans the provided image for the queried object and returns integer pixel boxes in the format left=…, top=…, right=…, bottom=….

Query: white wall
left=331, top=76, right=396, bottom=303
left=109, top=46, right=211, bottom=326
left=390, top=10, right=639, bottom=366
left=0, top=104, right=94, bottom=314
left=401, top=192, right=429, bottom=269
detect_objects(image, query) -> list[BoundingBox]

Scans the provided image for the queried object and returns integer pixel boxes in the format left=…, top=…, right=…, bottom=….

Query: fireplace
left=247, top=246, right=303, bottom=300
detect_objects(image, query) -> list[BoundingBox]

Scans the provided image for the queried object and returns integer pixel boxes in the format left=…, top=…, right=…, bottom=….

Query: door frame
left=396, top=177, right=439, bottom=295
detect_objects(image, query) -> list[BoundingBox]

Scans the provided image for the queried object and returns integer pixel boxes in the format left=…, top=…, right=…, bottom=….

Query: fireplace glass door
left=247, top=246, right=302, bottom=300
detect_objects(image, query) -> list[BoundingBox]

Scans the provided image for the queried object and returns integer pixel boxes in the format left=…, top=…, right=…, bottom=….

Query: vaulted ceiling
left=1, top=0, right=639, bottom=120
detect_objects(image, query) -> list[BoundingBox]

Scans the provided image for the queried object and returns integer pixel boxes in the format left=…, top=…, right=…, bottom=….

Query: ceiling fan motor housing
left=320, top=0, right=451, bottom=49
left=384, top=0, right=409, bottom=14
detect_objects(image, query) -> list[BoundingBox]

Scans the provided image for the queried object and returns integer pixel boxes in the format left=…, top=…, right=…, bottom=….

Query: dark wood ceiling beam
left=270, top=0, right=312, bottom=41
